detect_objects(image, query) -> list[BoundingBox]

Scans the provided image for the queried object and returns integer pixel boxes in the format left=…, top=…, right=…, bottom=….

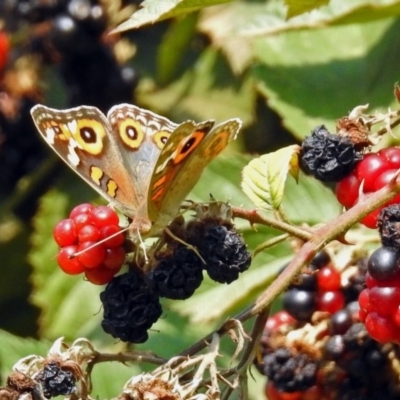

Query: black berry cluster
left=145, top=215, right=252, bottom=301
left=147, top=246, right=204, bottom=300
left=256, top=251, right=400, bottom=400
left=186, top=217, right=251, bottom=284
left=100, top=268, right=163, bottom=343
left=262, top=348, right=317, bottom=393
left=300, top=125, right=363, bottom=182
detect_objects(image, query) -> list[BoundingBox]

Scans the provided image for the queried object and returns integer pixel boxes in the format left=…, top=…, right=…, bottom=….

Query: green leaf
left=284, top=0, right=330, bottom=19
left=283, top=171, right=341, bottom=224
left=252, top=18, right=400, bottom=139
left=241, top=145, right=300, bottom=211
left=157, top=13, right=198, bottom=85
left=199, top=0, right=400, bottom=72
left=0, top=330, right=50, bottom=383
left=112, top=0, right=234, bottom=32
left=172, top=242, right=292, bottom=324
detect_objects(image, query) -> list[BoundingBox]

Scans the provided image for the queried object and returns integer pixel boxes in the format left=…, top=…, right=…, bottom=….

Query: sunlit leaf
left=242, top=145, right=300, bottom=211
left=112, top=0, right=234, bottom=32
left=284, top=0, right=330, bottom=19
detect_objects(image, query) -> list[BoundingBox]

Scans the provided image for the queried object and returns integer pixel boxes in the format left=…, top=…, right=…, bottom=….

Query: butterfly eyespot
left=118, top=118, right=144, bottom=149
left=80, top=126, right=97, bottom=143
left=173, top=130, right=205, bottom=164
left=74, top=119, right=106, bottom=155
left=153, top=131, right=171, bottom=149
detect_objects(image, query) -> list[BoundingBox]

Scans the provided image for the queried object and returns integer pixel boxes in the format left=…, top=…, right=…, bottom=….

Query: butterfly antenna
left=72, top=226, right=130, bottom=257
left=164, top=227, right=206, bottom=264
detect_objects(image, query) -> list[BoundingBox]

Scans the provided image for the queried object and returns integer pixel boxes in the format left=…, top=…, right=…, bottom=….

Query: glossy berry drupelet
left=367, top=246, right=400, bottom=281
left=53, top=204, right=126, bottom=284
left=282, top=289, right=316, bottom=322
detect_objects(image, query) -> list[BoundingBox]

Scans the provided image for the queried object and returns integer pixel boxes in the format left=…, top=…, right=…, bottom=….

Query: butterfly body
left=31, top=103, right=242, bottom=236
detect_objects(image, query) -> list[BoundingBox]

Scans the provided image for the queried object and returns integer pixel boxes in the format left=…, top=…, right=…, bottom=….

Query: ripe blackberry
left=282, top=289, right=316, bottom=322
left=148, top=246, right=204, bottom=300
left=378, top=204, right=400, bottom=249
left=35, top=362, right=76, bottom=398
left=367, top=246, right=400, bottom=281
left=100, top=270, right=162, bottom=343
left=300, top=125, right=363, bottom=182
left=194, top=223, right=251, bottom=284
left=262, top=348, right=317, bottom=393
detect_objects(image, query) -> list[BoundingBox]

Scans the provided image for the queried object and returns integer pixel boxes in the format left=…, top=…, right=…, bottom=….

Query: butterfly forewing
left=31, top=104, right=145, bottom=218
left=147, top=118, right=242, bottom=231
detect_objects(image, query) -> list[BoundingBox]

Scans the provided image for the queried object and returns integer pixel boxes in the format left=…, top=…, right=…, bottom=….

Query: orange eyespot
left=173, top=130, right=205, bottom=164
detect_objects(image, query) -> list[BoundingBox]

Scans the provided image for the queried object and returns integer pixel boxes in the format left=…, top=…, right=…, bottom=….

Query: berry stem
left=231, top=207, right=313, bottom=241
left=243, top=174, right=400, bottom=320
left=253, top=233, right=290, bottom=258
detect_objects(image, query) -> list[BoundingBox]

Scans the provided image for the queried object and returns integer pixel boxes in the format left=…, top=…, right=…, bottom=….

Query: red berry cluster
left=53, top=203, right=126, bottom=285
left=336, top=147, right=400, bottom=228
left=283, top=253, right=345, bottom=322
left=358, top=246, right=400, bottom=344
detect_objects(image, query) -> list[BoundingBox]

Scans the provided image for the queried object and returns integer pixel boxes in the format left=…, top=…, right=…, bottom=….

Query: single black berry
left=197, top=225, right=251, bottom=284
left=329, top=309, right=352, bottom=335
left=310, top=250, right=331, bottom=269
left=300, top=125, right=363, bottom=182
left=367, top=246, right=400, bottom=281
left=100, top=270, right=162, bottom=343
left=263, top=348, right=317, bottom=392
left=148, top=246, right=204, bottom=300
left=378, top=204, right=400, bottom=249
left=282, top=289, right=316, bottom=322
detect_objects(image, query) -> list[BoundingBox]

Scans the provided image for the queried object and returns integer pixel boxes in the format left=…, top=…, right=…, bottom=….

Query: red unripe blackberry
left=57, top=245, right=86, bottom=275
left=316, top=290, right=345, bottom=314
left=53, top=219, right=77, bottom=247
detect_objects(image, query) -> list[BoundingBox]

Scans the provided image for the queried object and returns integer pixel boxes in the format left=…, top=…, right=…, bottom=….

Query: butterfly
left=30, top=104, right=242, bottom=236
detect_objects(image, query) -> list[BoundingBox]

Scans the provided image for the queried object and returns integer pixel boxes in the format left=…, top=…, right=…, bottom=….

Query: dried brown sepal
left=42, top=356, right=83, bottom=380
left=6, top=372, right=36, bottom=393
left=336, top=117, right=371, bottom=150
left=122, top=378, right=181, bottom=400
left=0, top=387, right=20, bottom=400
